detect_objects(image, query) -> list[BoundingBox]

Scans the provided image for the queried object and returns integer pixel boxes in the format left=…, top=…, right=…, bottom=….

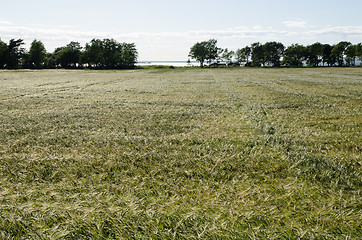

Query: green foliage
left=281, top=44, right=307, bottom=67
left=23, top=39, right=47, bottom=69
left=50, top=42, right=82, bottom=68
left=189, top=39, right=219, bottom=67
left=345, top=44, right=359, bottom=66
left=82, top=39, right=137, bottom=69
left=263, top=42, right=285, bottom=67
left=357, top=43, right=362, bottom=60
left=5, top=39, right=25, bottom=69
left=0, top=39, right=8, bottom=68
left=331, top=41, right=352, bottom=66
left=322, top=44, right=336, bottom=66
left=220, top=48, right=235, bottom=66
left=235, top=46, right=251, bottom=65
left=306, top=42, right=324, bottom=67
left=250, top=42, right=264, bottom=66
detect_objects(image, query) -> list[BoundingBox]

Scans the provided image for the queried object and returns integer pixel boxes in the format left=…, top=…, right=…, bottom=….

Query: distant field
left=0, top=68, right=361, bottom=239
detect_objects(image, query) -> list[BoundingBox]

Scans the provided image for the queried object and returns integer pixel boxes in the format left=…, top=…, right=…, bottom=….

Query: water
left=137, top=60, right=361, bottom=67
left=136, top=61, right=199, bottom=67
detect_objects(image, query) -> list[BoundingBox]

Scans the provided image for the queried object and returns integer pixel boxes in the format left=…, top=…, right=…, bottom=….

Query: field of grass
left=0, top=68, right=361, bottom=239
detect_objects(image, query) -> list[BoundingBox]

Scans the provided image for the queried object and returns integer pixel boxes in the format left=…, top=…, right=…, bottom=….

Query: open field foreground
left=0, top=68, right=361, bottom=239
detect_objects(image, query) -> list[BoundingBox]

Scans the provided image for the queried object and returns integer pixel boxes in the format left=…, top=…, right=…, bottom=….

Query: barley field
left=0, top=68, right=361, bottom=239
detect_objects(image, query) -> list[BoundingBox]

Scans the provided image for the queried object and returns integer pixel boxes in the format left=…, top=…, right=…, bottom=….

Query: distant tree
left=189, top=39, right=219, bottom=67
left=322, top=44, right=335, bottom=66
left=0, top=39, right=8, bottom=68
left=23, top=39, right=47, bottom=69
left=189, top=41, right=207, bottom=67
left=6, top=39, right=25, bottom=69
left=101, top=39, right=121, bottom=68
left=205, top=39, right=219, bottom=66
left=53, top=42, right=82, bottom=68
left=331, top=41, right=351, bottom=66
left=82, top=39, right=105, bottom=68
left=118, top=42, right=138, bottom=69
left=44, top=52, right=56, bottom=68
left=356, top=43, right=362, bottom=61
left=345, top=44, right=358, bottom=66
left=307, top=42, right=324, bottom=67
left=82, top=39, right=137, bottom=69
left=235, top=46, right=251, bottom=65
left=282, top=44, right=307, bottom=67
left=250, top=42, right=264, bottom=66
left=263, top=41, right=284, bottom=67
left=221, top=48, right=234, bottom=66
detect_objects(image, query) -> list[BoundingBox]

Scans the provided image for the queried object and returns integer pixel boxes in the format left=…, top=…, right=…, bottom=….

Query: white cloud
left=304, top=26, right=362, bottom=36
left=283, top=21, right=308, bottom=28
left=1, top=22, right=361, bottom=60
left=0, top=20, right=12, bottom=25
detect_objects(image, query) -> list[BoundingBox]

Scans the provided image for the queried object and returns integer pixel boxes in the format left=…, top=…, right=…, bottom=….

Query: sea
left=137, top=60, right=362, bottom=67
left=136, top=61, right=199, bottom=67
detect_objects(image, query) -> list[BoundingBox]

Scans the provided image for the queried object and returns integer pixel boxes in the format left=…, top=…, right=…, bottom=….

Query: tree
left=118, top=42, right=138, bottom=69
left=82, top=39, right=138, bottom=69
left=205, top=39, right=219, bottom=66
left=189, top=42, right=207, bottom=67
left=263, top=41, right=284, bottom=67
left=345, top=44, right=358, bottom=66
left=282, top=44, right=307, bottom=67
left=322, top=44, right=335, bottom=66
left=189, top=39, right=219, bottom=67
left=235, top=46, right=251, bottom=65
left=44, top=52, right=56, bottom=69
left=82, top=39, right=105, bottom=68
left=24, top=39, right=47, bottom=69
left=53, top=42, right=82, bottom=68
left=250, top=42, right=264, bottom=66
left=356, top=43, right=362, bottom=62
left=221, top=48, right=234, bottom=66
left=6, top=39, right=25, bottom=69
left=307, top=42, right=324, bottom=67
left=331, top=41, right=351, bottom=66
left=0, top=39, right=8, bottom=68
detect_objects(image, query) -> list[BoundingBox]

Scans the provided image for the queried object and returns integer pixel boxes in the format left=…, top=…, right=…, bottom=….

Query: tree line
left=189, top=39, right=362, bottom=67
left=0, top=38, right=138, bottom=69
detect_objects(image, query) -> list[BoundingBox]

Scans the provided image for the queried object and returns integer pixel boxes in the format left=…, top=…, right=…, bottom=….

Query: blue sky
left=0, top=0, right=361, bottom=60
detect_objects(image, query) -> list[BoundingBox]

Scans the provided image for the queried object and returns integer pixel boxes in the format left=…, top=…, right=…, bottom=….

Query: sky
left=0, top=0, right=361, bottom=61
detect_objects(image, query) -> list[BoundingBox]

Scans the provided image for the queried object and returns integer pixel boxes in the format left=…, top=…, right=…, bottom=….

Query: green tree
left=189, top=39, right=219, bottom=67
left=0, top=39, right=8, bottom=68
left=307, top=42, right=324, bottom=67
left=250, top=42, right=264, bottom=66
left=235, top=46, right=251, bottom=65
left=322, top=44, right=335, bottom=66
left=24, top=40, right=47, bottom=69
left=6, top=39, right=25, bottom=69
left=102, top=39, right=121, bottom=68
left=44, top=52, right=56, bottom=68
left=205, top=39, right=219, bottom=66
left=263, top=41, right=284, bottom=67
left=221, top=48, right=234, bottom=66
left=345, top=44, right=358, bottom=66
left=331, top=41, right=351, bottom=66
left=82, top=39, right=105, bottom=68
left=82, top=39, right=137, bottom=69
left=356, top=43, right=362, bottom=62
left=53, top=42, right=82, bottom=68
left=118, top=42, right=138, bottom=69
left=189, top=41, right=208, bottom=67
left=282, top=44, right=307, bottom=67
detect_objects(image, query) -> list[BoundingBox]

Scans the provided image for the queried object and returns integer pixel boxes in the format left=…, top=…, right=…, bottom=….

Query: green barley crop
left=0, top=68, right=361, bottom=239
